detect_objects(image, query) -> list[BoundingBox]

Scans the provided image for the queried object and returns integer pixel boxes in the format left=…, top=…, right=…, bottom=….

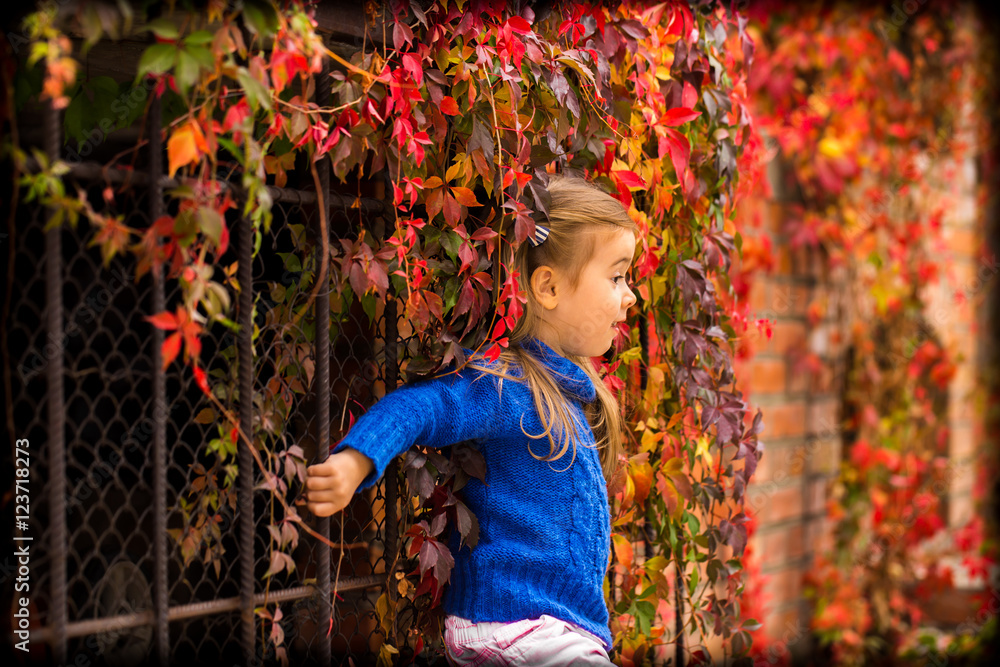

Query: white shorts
left=443, top=614, right=612, bottom=666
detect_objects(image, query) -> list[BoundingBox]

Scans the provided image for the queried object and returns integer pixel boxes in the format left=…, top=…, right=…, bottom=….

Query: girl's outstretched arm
left=302, top=366, right=499, bottom=517
left=303, top=447, right=373, bottom=517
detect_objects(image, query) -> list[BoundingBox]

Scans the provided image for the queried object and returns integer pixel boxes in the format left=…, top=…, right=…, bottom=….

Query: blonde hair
left=470, top=176, right=636, bottom=483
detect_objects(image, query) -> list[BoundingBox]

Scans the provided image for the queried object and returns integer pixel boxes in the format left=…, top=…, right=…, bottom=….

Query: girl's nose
left=623, top=283, right=637, bottom=309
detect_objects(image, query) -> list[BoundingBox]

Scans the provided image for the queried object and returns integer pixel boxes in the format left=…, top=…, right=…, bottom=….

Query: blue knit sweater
left=331, top=338, right=613, bottom=649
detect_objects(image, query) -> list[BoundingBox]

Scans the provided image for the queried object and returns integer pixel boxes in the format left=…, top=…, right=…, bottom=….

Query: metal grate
left=5, top=96, right=407, bottom=666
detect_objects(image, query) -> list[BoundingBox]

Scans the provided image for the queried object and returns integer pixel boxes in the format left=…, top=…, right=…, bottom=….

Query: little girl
left=305, top=176, right=637, bottom=665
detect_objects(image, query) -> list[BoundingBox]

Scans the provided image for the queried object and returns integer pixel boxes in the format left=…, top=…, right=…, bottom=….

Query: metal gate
left=4, top=92, right=412, bottom=666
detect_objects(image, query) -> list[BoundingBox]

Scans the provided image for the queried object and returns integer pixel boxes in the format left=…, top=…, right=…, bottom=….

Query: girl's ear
left=530, top=265, right=559, bottom=310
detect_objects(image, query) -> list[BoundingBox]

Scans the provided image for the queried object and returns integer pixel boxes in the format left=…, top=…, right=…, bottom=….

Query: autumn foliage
left=13, top=0, right=768, bottom=663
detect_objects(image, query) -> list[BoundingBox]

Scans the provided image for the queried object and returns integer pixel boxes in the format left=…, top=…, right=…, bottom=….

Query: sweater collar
left=522, top=338, right=597, bottom=404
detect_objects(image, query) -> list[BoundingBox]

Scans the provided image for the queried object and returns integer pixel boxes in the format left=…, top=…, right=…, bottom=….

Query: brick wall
left=736, top=47, right=989, bottom=658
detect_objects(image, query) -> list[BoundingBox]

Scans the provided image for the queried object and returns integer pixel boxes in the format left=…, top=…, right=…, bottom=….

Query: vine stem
left=285, top=79, right=330, bottom=335
left=201, top=387, right=360, bottom=552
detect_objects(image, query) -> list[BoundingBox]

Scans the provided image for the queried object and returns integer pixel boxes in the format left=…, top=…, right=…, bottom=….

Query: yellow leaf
left=695, top=435, right=713, bottom=466
left=445, top=159, right=465, bottom=183
left=640, top=428, right=663, bottom=453
left=168, top=121, right=201, bottom=177
left=818, top=136, right=845, bottom=159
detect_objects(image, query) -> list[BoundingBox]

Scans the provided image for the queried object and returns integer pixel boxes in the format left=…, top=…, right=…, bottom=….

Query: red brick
left=767, top=284, right=805, bottom=318
left=804, top=517, right=837, bottom=555
left=950, top=461, right=977, bottom=498
left=767, top=201, right=789, bottom=235
left=808, top=439, right=841, bottom=476
left=754, top=443, right=807, bottom=484
left=788, top=359, right=811, bottom=395
left=950, top=423, right=979, bottom=461
left=948, top=492, right=974, bottom=528
left=755, top=523, right=805, bottom=563
left=806, top=477, right=828, bottom=515
left=946, top=227, right=981, bottom=257
left=749, top=279, right=771, bottom=313
left=748, top=484, right=803, bottom=525
left=761, top=604, right=808, bottom=647
left=764, top=321, right=807, bottom=356
left=807, top=399, right=839, bottom=440
left=764, top=402, right=807, bottom=440
left=763, top=566, right=805, bottom=606
left=809, top=359, right=839, bottom=395
left=750, top=358, right=787, bottom=395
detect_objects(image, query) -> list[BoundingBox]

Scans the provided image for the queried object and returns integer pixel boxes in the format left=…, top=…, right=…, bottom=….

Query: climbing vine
left=10, top=0, right=764, bottom=663
left=740, top=2, right=997, bottom=663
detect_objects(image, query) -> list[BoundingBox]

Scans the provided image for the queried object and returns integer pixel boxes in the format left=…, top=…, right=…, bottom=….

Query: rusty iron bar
left=26, top=575, right=390, bottom=645
left=44, top=98, right=68, bottom=667
left=21, top=158, right=387, bottom=217
left=148, top=94, right=170, bottom=667
left=313, top=62, right=334, bottom=667
left=237, top=214, right=256, bottom=663
left=383, top=300, right=399, bottom=606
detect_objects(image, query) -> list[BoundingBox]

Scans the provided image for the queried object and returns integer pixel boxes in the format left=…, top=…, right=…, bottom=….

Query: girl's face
left=537, top=227, right=638, bottom=358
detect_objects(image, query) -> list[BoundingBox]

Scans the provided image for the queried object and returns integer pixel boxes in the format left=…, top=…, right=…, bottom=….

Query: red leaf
left=470, top=227, right=497, bottom=241
left=161, top=332, right=182, bottom=369
left=491, top=318, right=507, bottom=340
left=613, top=169, right=647, bottom=190
left=401, top=53, right=423, bottom=85
left=660, top=128, right=691, bottom=186
left=147, top=311, right=179, bottom=330
left=222, top=98, right=251, bottom=133
left=681, top=81, right=698, bottom=109
left=455, top=281, right=475, bottom=316
left=660, top=107, right=701, bottom=126
left=192, top=365, right=211, bottom=396
left=507, top=16, right=532, bottom=34
left=440, top=95, right=460, bottom=116
left=442, top=194, right=461, bottom=226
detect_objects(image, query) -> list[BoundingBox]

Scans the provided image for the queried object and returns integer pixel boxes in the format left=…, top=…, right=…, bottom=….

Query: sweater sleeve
left=330, top=366, right=502, bottom=490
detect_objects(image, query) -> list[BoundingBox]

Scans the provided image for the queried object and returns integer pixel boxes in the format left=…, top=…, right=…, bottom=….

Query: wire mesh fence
left=4, top=98, right=408, bottom=666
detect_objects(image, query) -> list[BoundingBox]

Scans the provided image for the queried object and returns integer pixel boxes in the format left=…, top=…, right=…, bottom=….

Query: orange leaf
left=167, top=121, right=203, bottom=178
left=451, top=186, right=480, bottom=207
left=440, top=96, right=460, bottom=115
left=612, top=533, right=634, bottom=569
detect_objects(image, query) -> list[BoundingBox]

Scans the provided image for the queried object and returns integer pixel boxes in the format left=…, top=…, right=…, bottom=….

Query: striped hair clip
left=529, top=223, right=550, bottom=247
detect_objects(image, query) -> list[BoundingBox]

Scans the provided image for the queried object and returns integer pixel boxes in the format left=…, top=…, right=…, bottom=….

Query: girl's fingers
left=306, top=501, right=338, bottom=517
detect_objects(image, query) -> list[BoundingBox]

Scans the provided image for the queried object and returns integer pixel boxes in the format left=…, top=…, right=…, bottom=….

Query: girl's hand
left=302, top=448, right=374, bottom=517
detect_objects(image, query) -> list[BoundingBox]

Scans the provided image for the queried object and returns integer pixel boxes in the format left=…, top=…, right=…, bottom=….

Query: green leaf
left=237, top=68, right=272, bottom=112
left=175, top=49, right=200, bottom=94
left=242, top=0, right=279, bottom=37
left=197, top=207, right=223, bottom=246
left=688, top=564, right=699, bottom=596
left=144, top=17, right=179, bottom=40
left=138, top=43, right=176, bottom=78
left=184, top=30, right=214, bottom=46
left=185, top=44, right=215, bottom=69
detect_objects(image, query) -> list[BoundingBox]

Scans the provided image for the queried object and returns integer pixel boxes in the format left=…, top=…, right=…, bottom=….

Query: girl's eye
left=613, top=276, right=626, bottom=285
